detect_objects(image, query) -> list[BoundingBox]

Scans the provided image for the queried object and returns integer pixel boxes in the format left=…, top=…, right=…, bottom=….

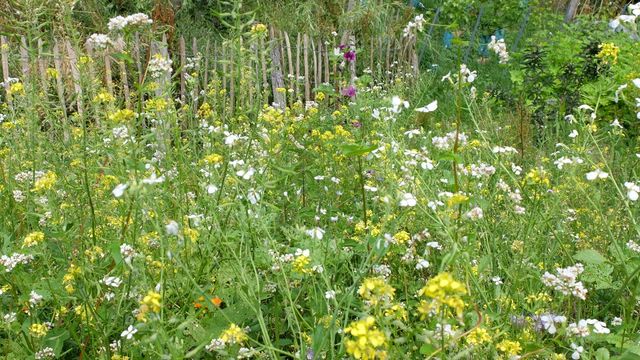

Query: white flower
left=542, top=263, right=587, bottom=300
left=305, top=227, right=325, bottom=240
left=615, top=84, right=628, bottom=103
left=247, top=188, right=261, bottom=204
left=207, top=184, right=219, bottom=194
left=165, top=220, right=179, bottom=236
left=627, top=240, right=640, bottom=253
left=391, top=96, right=409, bottom=113
left=625, top=182, right=640, bottom=201
left=611, top=317, right=623, bottom=326
left=465, top=207, right=484, bottom=220
left=585, top=169, right=609, bottom=181
left=571, top=343, right=584, bottom=359
left=112, top=183, right=128, bottom=198
left=491, top=276, right=503, bottom=285
left=29, top=291, right=44, bottom=305
left=236, top=167, right=255, bottom=180
left=399, top=192, right=417, bottom=207
left=416, top=259, right=430, bottom=270
left=633, top=78, right=640, bottom=89
left=120, top=325, right=137, bottom=340
left=141, top=172, right=165, bottom=185
left=324, top=290, right=336, bottom=300
left=569, top=130, right=579, bottom=138
left=102, top=276, right=123, bottom=288
left=415, top=100, right=438, bottom=113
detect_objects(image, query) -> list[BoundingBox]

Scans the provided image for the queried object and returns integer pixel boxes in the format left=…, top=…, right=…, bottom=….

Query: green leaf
left=339, top=143, right=377, bottom=157
left=596, top=348, right=610, bottom=360
left=420, top=343, right=436, bottom=355
left=573, top=249, right=606, bottom=265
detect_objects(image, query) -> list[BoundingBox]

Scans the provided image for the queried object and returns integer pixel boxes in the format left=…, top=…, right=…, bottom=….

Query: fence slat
left=119, top=59, right=131, bottom=109
left=192, top=37, right=199, bottom=110
left=52, top=41, right=67, bottom=124
left=303, top=33, right=310, bottom=103
left=37, top=39, right=47, bottom=91
left=179, top=36, right=186, bottom=102
left=65, top=40, right=84, bottom=118
left=1, top=36, right=11, bottom=106
left=269, top=27, right=286, bottom=110
left=20, top=36, right=30, bottom=80
left=104, top=54, right=113, bottom=95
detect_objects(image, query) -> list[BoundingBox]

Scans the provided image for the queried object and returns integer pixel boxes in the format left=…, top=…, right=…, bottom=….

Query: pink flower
left=344, top=50, right=356, bottom=62
left=341, top=85, right=356, bottom=98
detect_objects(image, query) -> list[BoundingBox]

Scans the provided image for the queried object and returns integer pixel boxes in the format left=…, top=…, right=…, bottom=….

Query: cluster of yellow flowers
left=292, top=253, right=311, bottom=274
left=22, top=231, right=45, bottom=248
left=344, top=317, right=387, bottom=360
left=496, top=339, right=522, bottom=358
left=250, top=23, right=267, bottom=35
left=137, top=290, right=162, bottom=321
left=33, top=171, right=57, bottom=192
left=596, top=42, right=620, bottom=65
left=220, top=323, right=248, bottom=344
left=417, top=272, right=467, bottom=318
left=466, top=327, right=491, bottom=346
left=29, top=323, right=48, bottom=337
left=108, top=109, right=136, bottom=123
left=358, top=277, right=395, bottom=306
left=62, top=263, right=82, bottom=294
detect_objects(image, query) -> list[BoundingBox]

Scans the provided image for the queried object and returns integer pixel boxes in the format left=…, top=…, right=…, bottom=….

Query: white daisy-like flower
left=120, top=325, right=137, bottom=340
left=399, top=192, right=417, bottom=207
left=585, top=169, right=608, bottom=181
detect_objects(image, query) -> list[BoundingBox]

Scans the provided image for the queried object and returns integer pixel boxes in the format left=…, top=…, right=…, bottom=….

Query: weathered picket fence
left=0, top=26, right=423, bottom=118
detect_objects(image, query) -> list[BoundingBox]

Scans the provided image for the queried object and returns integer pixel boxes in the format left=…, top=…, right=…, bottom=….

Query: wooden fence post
left=179, top=36, right=186, bottom=102
left=303, top=33, right=310, bottom=103
left=65, top=40, right=84, bottom=119
left=20, top=36, right=30, bottom=81
left=1, top=36, right=12, bottom=106
left=269, top=27, right=286, bottom=110
left=52, top=41, right=68, bottom=130
left=37, top=39, right=47, bottom=91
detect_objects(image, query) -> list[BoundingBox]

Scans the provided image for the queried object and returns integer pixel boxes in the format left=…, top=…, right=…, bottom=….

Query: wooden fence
left=0, top=26, right=423, bottom=118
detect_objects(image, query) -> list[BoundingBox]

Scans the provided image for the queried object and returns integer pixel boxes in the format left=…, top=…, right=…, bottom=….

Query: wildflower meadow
left=2, top=0, right=640, bottom=359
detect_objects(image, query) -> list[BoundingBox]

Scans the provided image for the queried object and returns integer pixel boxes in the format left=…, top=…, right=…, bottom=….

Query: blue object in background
left=443, top=31, right=453, bottom=48
left=410, top=0, right=424, bottom=8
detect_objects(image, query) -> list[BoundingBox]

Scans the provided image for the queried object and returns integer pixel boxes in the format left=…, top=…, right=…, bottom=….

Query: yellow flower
left=344, top=317, right=387, bottom=360
left=29, top=323, right=48, bottom=337
left=358, top=277, right=395, bottom=306
left=447, top=193, right=469, bottom=207
left=93, top=89, right=115, bottom=103
left=202, top=153, right=223, bottom=165
left=417, top=272, right=467, bottom=318
left=197, top=102, right=213, bottom=118
left=220, top=323, right=248, bottom=344
left=315, top=92, right=326, bottom=102
left=392, top=230, right=410, bottom=244
left=496, top=340, right=522, bottom=357
left=466, top=327, right=491, bottom=345
left=596, top=42, right=619, bottom=64
left=8, top=82, right=24, bottom=96
left=33, top=171, right=57, bottom=191
left=108, top=109, right=136, bottom=123
left=141, top=290, right=162, bottom=313
left=23, top=231, right=45, bottom=247
left=46, top=67, right=58, bottom=78
left=250, top=23, right=267, bottom=35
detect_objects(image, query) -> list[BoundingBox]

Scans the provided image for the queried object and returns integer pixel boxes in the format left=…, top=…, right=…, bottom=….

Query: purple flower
left=351, top=120, right=362, bottom=128
left=341, top=85, right=356, bottom=98
left=344, top=50, right=356, bottom=62
left=339, top=44, right=347, bottom=50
